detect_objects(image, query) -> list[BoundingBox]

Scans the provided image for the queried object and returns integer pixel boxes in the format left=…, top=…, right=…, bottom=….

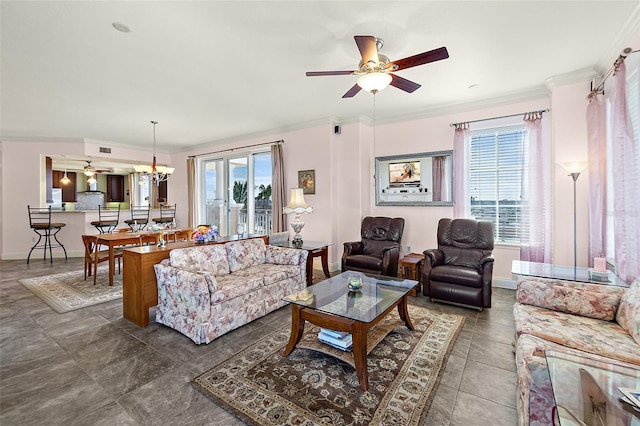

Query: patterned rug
left=18, top=267, right=122, bottom=313
left=192, top=305, right=464, bottom=425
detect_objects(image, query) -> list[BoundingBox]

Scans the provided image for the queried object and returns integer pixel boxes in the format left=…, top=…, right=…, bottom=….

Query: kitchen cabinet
left=52, top=170, right=77, bottom=202
left=106, top=175, right=125, bottom=202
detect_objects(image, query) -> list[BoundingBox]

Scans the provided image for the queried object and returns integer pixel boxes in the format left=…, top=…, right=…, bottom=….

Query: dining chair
left=82, top=235, right=123, bottom=285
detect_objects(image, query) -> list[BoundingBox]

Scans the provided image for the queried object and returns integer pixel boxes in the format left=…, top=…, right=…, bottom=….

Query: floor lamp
left=561, top=161, right=588, bottom=270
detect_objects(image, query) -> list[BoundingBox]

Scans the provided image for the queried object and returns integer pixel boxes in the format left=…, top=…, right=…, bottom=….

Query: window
left=469, top=126, right=527, bottom=243
left=200, top=150, right=272, bottom=236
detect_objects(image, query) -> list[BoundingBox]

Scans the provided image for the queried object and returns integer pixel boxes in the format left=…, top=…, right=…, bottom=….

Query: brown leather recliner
left=423, top=218, right=494, bottom=309
left=342, top=216, right=405, bottom=277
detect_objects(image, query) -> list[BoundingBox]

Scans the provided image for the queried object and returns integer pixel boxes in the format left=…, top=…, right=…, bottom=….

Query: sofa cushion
left=514, top=303, right=640, bottom=366
left=233, top=264, right=300, bottom=286
left=210, top=274, right=264, bottom=304
left=169, top=245, right=230, bottom=276
left=265, top=245, right=302, bottom=265
left=517, top=279, right=624, bottom=321
left=616, top=278, right=640, bottom=345
left=225, top=239, right=266, bottom=272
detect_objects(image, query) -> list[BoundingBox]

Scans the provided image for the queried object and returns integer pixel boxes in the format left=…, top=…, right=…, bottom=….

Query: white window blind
left=469, top=126, right=527, bottom=243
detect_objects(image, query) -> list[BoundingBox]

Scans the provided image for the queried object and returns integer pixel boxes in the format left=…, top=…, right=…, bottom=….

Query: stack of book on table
left=318, top=328, right=352, bottom=352
left=588, top=268, right=610, bottom=282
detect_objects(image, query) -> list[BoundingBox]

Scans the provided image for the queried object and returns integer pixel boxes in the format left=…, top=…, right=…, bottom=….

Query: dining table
left=93, top=228, right=195, bottom=285
left=93, top=231, right=160, bottom=286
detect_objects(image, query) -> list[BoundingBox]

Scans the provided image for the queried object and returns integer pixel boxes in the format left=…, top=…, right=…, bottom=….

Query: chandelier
left=135, top=120, right=175, bottom=185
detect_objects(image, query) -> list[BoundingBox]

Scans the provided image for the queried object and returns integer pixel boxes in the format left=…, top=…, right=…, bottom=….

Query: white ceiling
left=2, top=1, right=638, bottom=153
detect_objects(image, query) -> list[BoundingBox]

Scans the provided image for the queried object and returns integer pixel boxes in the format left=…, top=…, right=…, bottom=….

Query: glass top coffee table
left=282, top=271, right=418, bottom=391
left=545, top=349, right=640, bottom=425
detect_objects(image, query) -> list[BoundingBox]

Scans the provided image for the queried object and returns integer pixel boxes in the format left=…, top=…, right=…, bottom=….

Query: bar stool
left=152, top=204, right=176, bottom=226
left=124, top=204, right=150, bottom=231
left=27, top=205, right=68, bottom=264
left=91, top=205, right=120, bottom=233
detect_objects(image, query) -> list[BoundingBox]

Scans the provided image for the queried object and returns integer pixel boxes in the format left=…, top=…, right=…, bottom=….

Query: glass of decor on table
left=193, top=225, right=219, bottom=243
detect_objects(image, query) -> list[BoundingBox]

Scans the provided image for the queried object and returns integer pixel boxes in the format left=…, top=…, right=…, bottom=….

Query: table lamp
left=283, top=188, right=313, bottom=248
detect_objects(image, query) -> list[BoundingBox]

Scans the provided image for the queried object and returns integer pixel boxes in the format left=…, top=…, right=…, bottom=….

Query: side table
left=399, top=253, right=425, bottom=296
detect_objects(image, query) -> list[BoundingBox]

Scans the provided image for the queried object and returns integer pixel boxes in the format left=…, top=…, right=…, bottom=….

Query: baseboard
left=3, top=250, right=83, bottom=260
left=493, top=276, right=516, bottom=290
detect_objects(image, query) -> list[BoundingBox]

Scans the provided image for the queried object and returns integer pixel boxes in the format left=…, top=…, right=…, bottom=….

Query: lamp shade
left=283, top=188, right=313, bottom=214
left=357, top=72, right=392, bottom=92
left=560, top=161, right=588, bottom=174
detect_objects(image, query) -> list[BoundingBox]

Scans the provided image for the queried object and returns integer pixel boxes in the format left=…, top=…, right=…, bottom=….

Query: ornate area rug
left=18, top=267, right=122, bottom=313
left=192, top=305, right=464, bottom=425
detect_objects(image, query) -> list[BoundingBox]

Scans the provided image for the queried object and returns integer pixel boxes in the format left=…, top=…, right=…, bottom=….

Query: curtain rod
left=188, top=139, right=283, bottom=159
left=449, top=109, right=549, bottom=128
left=591, top=48, right=638, bottom=94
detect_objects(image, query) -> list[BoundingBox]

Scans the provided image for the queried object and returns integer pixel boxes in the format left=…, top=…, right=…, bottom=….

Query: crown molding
left=544, top=67, right=599, bottom=92
left=372, top=87, right=549, bottom=127
left=0, top=136, right=85, bottom=144
left=595, top=2, right=640, bottom=73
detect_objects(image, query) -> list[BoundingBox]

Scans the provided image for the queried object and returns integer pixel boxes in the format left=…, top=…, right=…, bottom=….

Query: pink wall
left=0, top=81, right=595, bottom=283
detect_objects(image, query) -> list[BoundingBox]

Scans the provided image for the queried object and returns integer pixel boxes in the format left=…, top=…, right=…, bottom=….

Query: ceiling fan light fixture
left=357, top=72, right=392, bottom=93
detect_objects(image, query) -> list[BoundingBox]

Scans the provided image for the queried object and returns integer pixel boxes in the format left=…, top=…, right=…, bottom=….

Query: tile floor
left=0, top=258, right=518, bottom=425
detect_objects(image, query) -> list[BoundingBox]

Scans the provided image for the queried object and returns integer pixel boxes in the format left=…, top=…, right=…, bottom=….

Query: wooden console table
left=122, top=234, right=268, bottom=327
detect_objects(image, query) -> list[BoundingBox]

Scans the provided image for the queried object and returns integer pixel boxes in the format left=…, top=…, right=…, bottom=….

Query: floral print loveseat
left=512, top=276, right=640, bottom=425
left=154, top=238, right=308, bottom=344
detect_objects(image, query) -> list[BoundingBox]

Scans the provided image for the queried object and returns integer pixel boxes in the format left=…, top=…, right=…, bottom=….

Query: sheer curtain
left=586, top=92, right=607, bottom=266
left=520, top=112, right=550, bottom=262
left=187, top=157, right=196, bottom=228
left=271, top=142, right=286, bottom=233
left=609, top=60, right=640, bottom=283
left=432, top=156, right=446, bottom=202
left=452, top=124, right=469, bottom=218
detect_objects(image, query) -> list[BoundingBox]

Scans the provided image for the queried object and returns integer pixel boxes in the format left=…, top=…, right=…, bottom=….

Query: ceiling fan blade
left=390, top=47, right=449, bottom=71
left=390, top=74, right=421, bottom=93
left=306, top=70, right=356, bottom=77
left=342, top=84, right=362, bottom=98
left=354, top=35, right=379, bottom=66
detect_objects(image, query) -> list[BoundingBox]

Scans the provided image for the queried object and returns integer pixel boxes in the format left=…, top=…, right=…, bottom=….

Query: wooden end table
left=399, top=253, right=425, bottom=296
left=271, top=240, right=332, bottom=286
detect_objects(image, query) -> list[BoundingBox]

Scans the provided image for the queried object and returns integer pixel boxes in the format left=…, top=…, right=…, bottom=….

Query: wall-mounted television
left=388, top=161, right=421, bottom=186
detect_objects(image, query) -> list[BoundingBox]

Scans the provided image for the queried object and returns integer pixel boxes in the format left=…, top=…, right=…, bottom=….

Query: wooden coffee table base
left=282, top=295, right=414, bottom=391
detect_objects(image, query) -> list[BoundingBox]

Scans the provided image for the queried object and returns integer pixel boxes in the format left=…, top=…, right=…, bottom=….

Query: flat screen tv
left=389, top=161, right=421, bottom=185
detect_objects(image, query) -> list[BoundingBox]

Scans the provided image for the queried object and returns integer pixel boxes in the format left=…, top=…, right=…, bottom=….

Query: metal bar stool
left=91, top=205, right=121, bottom=234
left=27, top=205, right=68, bottom=264
left=152, top=204, right=176, bottom=226
left=124, top=204, right=150, bottom=231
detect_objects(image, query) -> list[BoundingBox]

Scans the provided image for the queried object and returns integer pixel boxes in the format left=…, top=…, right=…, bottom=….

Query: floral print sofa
left=512, top=276, right=640, bottom=425
left=154, top=238, right=308, bottom=344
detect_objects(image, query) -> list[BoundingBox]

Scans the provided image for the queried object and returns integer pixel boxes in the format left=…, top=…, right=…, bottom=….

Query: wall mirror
left=375, top=150, right=453, bottom=206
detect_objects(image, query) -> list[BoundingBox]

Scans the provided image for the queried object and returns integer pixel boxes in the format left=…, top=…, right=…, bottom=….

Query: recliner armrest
left=343, top=241, right=364, bottom=256
left=423, top=249, right=444, bottom=267
left=479, top=254, right=494, bottom=271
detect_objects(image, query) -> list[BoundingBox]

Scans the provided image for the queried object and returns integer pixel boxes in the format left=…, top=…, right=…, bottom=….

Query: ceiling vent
left=99, top=147, right=112, bottom=154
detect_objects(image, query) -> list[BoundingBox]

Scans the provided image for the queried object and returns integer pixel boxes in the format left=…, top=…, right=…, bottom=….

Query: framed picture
left=298, top=170, right=315, bottom=194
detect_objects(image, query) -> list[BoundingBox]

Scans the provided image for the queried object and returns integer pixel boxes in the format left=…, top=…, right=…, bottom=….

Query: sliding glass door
left=201, top=150, right=272, bottom=237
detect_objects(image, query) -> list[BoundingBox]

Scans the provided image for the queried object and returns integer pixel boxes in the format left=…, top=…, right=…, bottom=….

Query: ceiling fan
left=83, top=160, right=110, bottom=176
left=306, top=35, right=449, bottom=98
